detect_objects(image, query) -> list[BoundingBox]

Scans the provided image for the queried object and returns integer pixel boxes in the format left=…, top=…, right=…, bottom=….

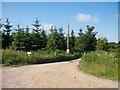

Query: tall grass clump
left=2, top=49, right=80, bottom=66
left=2, top=49, right=27, bottom=66
left=78, top=50, right=118, bottom=80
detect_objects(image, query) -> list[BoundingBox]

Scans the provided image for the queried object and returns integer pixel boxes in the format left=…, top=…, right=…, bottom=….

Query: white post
left=27, top=52, right=31, bottom=56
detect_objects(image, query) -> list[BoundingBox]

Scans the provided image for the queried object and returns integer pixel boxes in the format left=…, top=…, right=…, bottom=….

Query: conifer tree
left=69, top=30, right=75, bottom=52
left=2, top=18, right=12, bottom=49
left=40, top=26, right=47, bottom=49
left=47, top=26, right=59, bottom=50
left=75, top=26, right=97, bottom=52
left=47, top=26, right=66, bottom=51
left=31, top=18, right=42, bottom=50
left=32, top=18, right=41, bottom=33
left=24, top=26, right=32, bottom=51
left=58, top=28, right=66, bottom=50
left=84, top=25, right=97, bottom=51
left=12, top=25, right=25, bottom=50
left=75, top=29, right=85, bottom=52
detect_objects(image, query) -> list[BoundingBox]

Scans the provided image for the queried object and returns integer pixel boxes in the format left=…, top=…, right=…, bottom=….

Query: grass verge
left=78, top=50, right=118, bottom=81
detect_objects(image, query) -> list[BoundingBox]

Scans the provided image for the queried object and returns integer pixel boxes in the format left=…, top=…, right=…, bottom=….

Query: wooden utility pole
left=67, top=23, right=70, bottom=54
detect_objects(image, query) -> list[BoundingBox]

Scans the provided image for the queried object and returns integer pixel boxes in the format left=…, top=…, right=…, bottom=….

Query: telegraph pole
left=67, top=23, right=70, bottom=54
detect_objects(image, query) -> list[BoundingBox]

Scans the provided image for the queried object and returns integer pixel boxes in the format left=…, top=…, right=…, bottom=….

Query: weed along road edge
left=2, top=58, right=118, bottom=88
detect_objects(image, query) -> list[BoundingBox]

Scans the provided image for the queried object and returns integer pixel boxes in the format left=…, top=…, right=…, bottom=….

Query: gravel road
left=2, top=59, right=118, bottom=88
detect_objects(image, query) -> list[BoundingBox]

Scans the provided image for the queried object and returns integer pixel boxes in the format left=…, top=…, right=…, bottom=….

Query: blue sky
left=2, top=2, right=118, bottom=42
left=2, top=0, right=119, bottom=2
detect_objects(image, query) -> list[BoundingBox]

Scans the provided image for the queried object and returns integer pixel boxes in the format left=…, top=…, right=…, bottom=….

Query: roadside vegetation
left=79, top=50, right=118, bottom=80
left=78, top=38, right=119, bottom=80
left=2, top=49, right=80, bottom=66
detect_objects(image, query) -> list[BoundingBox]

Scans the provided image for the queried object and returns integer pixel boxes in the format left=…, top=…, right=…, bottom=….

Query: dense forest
left=0, top=18, right=119, bottom=53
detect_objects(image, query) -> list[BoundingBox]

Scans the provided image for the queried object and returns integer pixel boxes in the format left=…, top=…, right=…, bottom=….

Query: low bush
left=2, top=49, right=80, bottom=66
left=78, top=50, right=118, bottom=80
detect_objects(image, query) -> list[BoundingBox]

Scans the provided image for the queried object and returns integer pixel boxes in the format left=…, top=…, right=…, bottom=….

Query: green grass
left=78, top=50, right=118, bottom=81
left=2, top=49, right=80, bottom=66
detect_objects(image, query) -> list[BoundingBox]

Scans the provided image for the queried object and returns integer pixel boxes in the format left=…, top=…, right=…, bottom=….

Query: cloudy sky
left=2, top=2, right=118, bottom=42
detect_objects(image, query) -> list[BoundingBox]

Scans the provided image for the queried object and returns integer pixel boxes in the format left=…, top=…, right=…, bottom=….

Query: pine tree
left=47, top=26, right=66, bottom=51
left=24, top=26, right=32, bottom=51
left=32, top=18, right=41, bottom=33
left=84, top=25, right=97, bottom=51
left=69, top=30, right=75, bottom=52
left=40, top=27, right=47, bottom=49
left=47, top=26, right=59, bottom=50
left=12, top=25, right=25, bottom=50
left=4, top=18, right=12, bottom=36
left=58, top=28, right=66, bottom=50
left=2, top=18, right=12, bottom=49
left=75, top=29, right=85, bottom=52
left=31, top=18, right=42, bottom=50
left=75, top=26, right=97, bottom=52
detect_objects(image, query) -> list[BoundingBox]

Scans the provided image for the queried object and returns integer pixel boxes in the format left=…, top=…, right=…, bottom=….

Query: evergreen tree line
left=0, top=18, right=118, bottom=53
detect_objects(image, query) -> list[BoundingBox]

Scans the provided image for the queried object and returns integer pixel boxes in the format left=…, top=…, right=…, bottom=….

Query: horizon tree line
left=0, top=18, right=119, bottom=53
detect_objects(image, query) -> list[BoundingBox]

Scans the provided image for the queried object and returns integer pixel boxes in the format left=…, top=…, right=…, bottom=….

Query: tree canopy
left=1, top=18, right=117, bottom=54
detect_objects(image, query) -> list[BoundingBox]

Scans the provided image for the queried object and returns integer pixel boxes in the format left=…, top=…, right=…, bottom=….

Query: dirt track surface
left=2, top=59, right=118, bottom=88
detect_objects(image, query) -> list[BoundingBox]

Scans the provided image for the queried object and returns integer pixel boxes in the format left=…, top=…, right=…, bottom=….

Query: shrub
left=2, top=49, right=80, bottom=66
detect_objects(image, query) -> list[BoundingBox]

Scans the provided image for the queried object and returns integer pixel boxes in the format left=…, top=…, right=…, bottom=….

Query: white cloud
left=75, top=13, right=99, bottom=24
left=41, top=23, right=53, bottom=30
left=75, top=13, right=91, bottom=22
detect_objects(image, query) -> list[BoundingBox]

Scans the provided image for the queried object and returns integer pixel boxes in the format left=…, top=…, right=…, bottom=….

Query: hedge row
left=2, top=49, right=80, bottom=66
